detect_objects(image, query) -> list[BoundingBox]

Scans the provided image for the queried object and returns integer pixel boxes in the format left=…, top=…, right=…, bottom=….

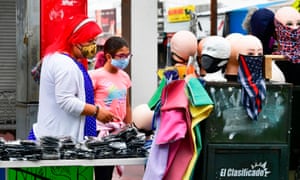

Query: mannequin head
left=197, top=37, right=207, bottom=55
left=239, top=35, right=263, bottom=56
left=237, top=35, right=264, bottom=83
left=274, top=6, right=300, bottom=63
left=132, top=104, right=154, bottom=132
left=170, top=30, right=198, bottom=65
left=200, top=36, right=231, bottom=73
left=224, top=33, right=244, bottom=77
left=197, top=37, right=208, bottom=76
left=275, top=6, right=300, bottom=29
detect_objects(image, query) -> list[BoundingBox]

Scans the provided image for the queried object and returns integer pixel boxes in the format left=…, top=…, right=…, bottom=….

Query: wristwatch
left=93, top=105, right=99, bottom=118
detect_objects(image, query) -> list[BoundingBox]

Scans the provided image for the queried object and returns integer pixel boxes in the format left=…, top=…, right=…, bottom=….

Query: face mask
left=238, top=54, right=264, bottom=81
left=170, top=52, right=186, bottom=66
left=111, top=58, right=130, bottom=69
left=201, top=54, right=228, bottom=73
left=170, top=56, right=178, bottom=66
left=80, top=43, right=97, bottom=59
left=275, top=19, right=300, bottom=63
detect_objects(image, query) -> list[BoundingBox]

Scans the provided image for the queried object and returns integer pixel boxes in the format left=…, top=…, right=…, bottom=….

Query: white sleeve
left=53, top=55, right=86, bottom=115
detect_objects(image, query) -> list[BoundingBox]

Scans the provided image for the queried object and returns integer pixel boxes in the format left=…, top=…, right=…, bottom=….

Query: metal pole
left=210, top=0, right=217, bottom=35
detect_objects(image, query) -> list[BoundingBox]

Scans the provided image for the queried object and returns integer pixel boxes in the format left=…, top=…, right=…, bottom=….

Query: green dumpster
left=195, top=82, right=292, bottom=180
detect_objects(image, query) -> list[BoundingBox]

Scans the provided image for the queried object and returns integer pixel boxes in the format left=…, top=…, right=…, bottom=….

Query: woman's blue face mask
left=111, top=57, right=130, bottom=69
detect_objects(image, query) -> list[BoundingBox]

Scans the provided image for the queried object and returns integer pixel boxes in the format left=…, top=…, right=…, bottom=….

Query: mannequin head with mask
left=167, top=30, right=198, bottom=79
left=170, top=30, right=198, bottom=66
left=274, top=6, right=300, bottom=63
left=237, top=35, right=264, bottom=82
left=200, top=35, right=231, bottom=82
left=241, top=8, right=286, bottom=82
left=197, top=37, right=208, bottom=76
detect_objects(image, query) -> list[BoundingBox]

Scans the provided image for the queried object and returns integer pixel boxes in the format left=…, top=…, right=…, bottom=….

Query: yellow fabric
left=292, top=0, right=300, bottom=12
left=183, top=104, right=213, bottom=180
left=157, top=66, right=187, bottom=80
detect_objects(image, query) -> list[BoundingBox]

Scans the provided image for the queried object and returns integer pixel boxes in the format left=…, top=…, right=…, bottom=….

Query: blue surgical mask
left=111, top=58, right=130, bottom=69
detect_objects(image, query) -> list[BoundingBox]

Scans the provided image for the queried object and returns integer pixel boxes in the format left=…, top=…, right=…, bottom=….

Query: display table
left=0, top=157, right=147, bottom=168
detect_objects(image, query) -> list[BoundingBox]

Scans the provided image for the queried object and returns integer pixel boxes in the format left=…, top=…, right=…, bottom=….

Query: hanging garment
left=183, top=78, right=214, bottom=179
left=238, top=54, right=266, bottom=120
left=148, top=68, right=179, bottom=110
left=188, top=125, right=202, bottom=179
left=148, top=77, right=167, bottom=110
left=186, top=77, right=213, bottom=107
left=155, top=80, right=194, bottom=180
left=183, top=104, right=213, bottom=180
left=143, top=102, right=169, bottom=180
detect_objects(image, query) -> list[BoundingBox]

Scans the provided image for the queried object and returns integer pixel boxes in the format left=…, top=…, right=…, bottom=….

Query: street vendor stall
left=0, top=127, right=147, bottom=179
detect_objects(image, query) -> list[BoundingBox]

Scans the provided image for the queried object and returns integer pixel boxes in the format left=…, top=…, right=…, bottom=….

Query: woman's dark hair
left=103, top=36, right=129, bottom=57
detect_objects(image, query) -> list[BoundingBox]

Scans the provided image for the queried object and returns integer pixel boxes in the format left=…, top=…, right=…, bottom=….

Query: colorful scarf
left=274, top=19, right=300, bottom=63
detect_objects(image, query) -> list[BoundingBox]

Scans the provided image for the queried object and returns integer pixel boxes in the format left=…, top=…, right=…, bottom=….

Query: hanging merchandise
left=238, top=54, right=266, bottom=120
left=144, top=67, right=213, bottom=180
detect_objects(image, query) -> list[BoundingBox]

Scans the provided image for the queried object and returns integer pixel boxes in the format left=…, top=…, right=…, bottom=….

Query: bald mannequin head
left=225, top=33, right=244, bottom=76
left=275, top=6, right=300, bottom=29
left=239, top=35, right=263, bottom=56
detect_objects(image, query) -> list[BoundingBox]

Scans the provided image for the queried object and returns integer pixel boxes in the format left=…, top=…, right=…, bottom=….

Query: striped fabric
left=238, top=55, right=266, bottom=120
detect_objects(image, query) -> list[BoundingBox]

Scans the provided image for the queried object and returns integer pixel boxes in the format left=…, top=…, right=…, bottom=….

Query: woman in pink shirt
left=89, top=36, right=132, bottom=180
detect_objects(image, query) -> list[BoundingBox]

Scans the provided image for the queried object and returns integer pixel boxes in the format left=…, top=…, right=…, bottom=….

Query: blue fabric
left=250, top=8, right=275, bottom=54
left=27, top=128, right=36, bottom=140
left=69, top=56, right=97, bottom=137
left=238, top=55, right=266, bottom=120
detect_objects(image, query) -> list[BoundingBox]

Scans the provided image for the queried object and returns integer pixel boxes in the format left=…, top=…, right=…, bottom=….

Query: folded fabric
left=164, top=68, right=179, bottom=83
left=186, top=77, right=213, bottom=107
left=157, top=80, right=188, bottom=144
left=157, top=66, right=187, bottom=80
left=186, top=125, right=202, bottom=180
left=148, top=77, right=167, bottom=110
left=154, top=80, right=194, bottom=180
left=163, top=108, right=193, bottom=180
left=183, top=103, right=213, bottom=179
left=156, top=109, right=187, bottom=144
